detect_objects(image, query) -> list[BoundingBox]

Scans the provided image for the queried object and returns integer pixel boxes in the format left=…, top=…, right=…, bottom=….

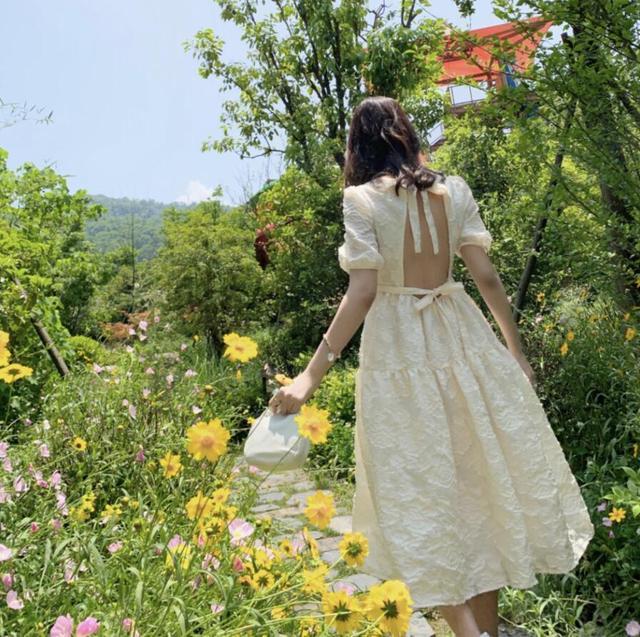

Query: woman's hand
left=511, top=349, right=537, bottom=390
left=268, top=372, right=317, bottom=416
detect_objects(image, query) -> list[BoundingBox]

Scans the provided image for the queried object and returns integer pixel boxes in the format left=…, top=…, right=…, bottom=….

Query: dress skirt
left=350, top=285, right=595, bottom=609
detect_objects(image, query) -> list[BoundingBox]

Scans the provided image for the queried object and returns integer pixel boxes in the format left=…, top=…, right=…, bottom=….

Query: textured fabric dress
left=337, top=174, right=595, bottom=610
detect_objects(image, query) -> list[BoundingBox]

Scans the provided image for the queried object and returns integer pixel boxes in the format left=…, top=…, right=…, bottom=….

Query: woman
left=268, top=96, right=594, bottom=637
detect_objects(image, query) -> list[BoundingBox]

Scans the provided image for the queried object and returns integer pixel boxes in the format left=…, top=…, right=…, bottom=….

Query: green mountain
left=85, top=195, right=196, bottom=260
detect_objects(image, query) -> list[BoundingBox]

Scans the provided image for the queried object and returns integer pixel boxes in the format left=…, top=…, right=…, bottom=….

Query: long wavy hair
left=343, top=96, right=445, bottom=195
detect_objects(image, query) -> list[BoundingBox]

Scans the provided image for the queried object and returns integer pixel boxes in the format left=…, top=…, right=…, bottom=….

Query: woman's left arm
left=268, top=269, right=377, bottom=415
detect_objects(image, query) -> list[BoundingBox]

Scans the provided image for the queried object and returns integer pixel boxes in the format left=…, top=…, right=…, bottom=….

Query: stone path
left=241, top=460, right=531, bottom=637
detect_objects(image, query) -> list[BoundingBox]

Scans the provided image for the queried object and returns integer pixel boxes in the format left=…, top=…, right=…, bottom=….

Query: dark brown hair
left=343, top=96, right=445, bottom=195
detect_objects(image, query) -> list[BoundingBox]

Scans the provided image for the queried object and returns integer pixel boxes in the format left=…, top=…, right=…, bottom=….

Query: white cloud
left=175, top=180, right=214, bottom=205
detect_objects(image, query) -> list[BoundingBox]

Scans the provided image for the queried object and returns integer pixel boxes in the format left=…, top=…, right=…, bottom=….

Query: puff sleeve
left=337, top=186, right=385, bottom=272
left=454, top=176, right=493, bottom=258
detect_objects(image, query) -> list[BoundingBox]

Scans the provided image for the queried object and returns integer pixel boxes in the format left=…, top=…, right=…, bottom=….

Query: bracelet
left=322, top=333, right=341, bottom=363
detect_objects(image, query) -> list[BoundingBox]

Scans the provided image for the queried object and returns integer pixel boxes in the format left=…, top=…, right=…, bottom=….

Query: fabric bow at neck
left=402, top=186, right=439, bottom=255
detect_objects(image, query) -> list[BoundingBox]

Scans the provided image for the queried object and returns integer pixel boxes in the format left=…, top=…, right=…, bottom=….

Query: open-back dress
left=337, top=173, right=595, bottom=609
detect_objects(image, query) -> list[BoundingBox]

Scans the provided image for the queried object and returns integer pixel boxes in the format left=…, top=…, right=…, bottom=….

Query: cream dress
left=337, top=174, right=595, bottom=609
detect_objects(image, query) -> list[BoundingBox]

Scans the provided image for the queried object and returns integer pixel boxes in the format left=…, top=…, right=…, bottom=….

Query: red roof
left=437, top=16, right=554, bottom=85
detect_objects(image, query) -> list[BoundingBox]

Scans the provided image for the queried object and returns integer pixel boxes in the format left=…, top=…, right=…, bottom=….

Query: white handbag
left=243, top=401, right=311, bottom=473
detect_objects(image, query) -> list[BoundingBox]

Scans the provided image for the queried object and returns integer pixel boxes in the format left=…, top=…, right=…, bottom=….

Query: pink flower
left=3, top=457, right=12, bottom=473
left=0, top=442, right=8, bottom=459
left=228, top=518, right=254, bottom=546
left=121, top=618, right=134, bottom=630
left=231, top=555, right=244, bottom=572
left=168, top=534, right=183, bottom=550
left=50, top=471, right=62, bottom=489
left=2, top=573, right=12, bottom=589
left=64, top=558, right=76, bottom=583
left=138, top=333, right=147, bottom=342
left=128, top=403, right=137, bottom=419
left=128, top=327, right=136, bottom=336
left=626, top=620, right=640, bottom=636
left=92, top=363, right=104, bottom=374
left=202, top=553, right=220, bottom=570
left=0, top=544, right=13, bottom=561
left=192, top=405, right=202, bottom=415
left=6, top=589, right=23, bottom=610
left=39, top=443, right=50, bottom=458
left=50, top=613, right=74, bottom=637
left=184, top=369, right=196, bottom=378
left=139, top=320, right=148, bottom=331
left=333, top=581, right=356, bottom=595
left=601, top=517, right=612, bottom=527
left=56, top=491, right=68, bottom=513
left=125, top=345, right=134, bottom=353
left=13, top=475, right=28, bottom=494
left=76, top=616, right=100, bottom=635
left=135, top=447, right=145, bottom=463
left=166, top=374, right=174, bottom=385
left=145, top=367, right=155, bottom=375
left=107, top=542, right=123, bottom=554
left=154, top=315, right=160, bottom=323
left=596, top=501, right=607, bottom=512
left=0, top=484, right=12, bottom=504
left=50, top=518, right=63, bottom=532
left=30, top=522, right=40, bottom=533
left=211, top=602, right=225, bottom=614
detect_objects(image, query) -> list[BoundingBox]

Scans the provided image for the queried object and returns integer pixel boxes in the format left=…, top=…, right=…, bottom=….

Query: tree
left=184, top=0, right=447, bottom=178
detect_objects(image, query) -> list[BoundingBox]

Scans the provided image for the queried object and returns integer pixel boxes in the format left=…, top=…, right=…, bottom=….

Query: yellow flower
left=301, top=525, right=321, bottom=559
left=362, top=579, right=413, bottom=637
left=270, top=605, right=287, bottom=621
left=274, top=373, right=293, bottom=386
left=301, top=562, right=330, bottom=594
left=321, top=589, right=363, bottom=634
left=295, top=404, right=333, bottom=444
left=185, top=490, right=216, bottom=521
left=159, top=452, right=182, bottom=478
left=0, top=363, right=33, bottom=384
left=69, top=505, right=90, bottom=522
left=339, top=531, right=370, bottom=568
left=625, top=327, right=637, bottom=341
left=0, top=330, right=11, bottom=367
left=608, top=506, right=626, bottom=523
left=236, top=369, right=242, bottom=380
left=633, top=443, right=639, bottom=459
left=250, top=568, right=275, bottom=590
left=304, top=491, right=336, bottom=529
left=222, top=332, right=258, bottom=363
left=101, top=503, right=123, bottom=523
left=299, top=615, right=321, bottom=636
left=186, top=418, right=230, bottom=462
left=72, top=436, right=88, bottom=452
left=566, top=330, right=575, bottom=341
left=536, top=292, right=545, bottom=302
left=210, top=486, right=231, bottom=505
left=165, top=542, right=193, bottom=572
left=559, top=342, right=569, bottom=356
left=81, top=491, right=96, bottom=511
left=623, top=312, right=630, bottom=320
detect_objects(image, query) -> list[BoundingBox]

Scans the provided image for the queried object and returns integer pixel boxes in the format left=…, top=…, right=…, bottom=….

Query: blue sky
left=2, top=1, right=502, bottom=205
